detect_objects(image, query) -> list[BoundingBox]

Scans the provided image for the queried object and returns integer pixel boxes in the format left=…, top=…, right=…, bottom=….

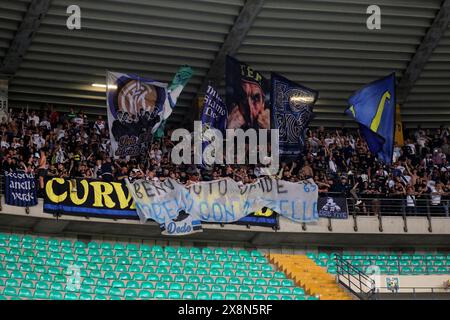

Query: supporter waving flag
left=152, top=65, right=194, bottom=133
left=345, top=73, right=396, bottom=164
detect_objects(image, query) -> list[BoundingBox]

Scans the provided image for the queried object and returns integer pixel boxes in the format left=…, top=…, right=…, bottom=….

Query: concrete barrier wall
left=0, top=199, right=449, bottom=248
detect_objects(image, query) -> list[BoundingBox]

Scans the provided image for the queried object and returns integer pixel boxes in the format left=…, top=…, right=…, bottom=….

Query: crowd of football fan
left=1, top=108, right=449, bottom=215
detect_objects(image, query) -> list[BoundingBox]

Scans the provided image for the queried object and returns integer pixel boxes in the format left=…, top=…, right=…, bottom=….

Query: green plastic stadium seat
left=198, top=284, right=210, bottom=291
left=211, top=293, right=224, bottom=300
left=196, top=268, right=208, bottom=275
left=252, top=286, right=264, bottom=294
left=18, top=288, right=33, bottom=298
left=269, top=279, right=280, bottom=286
left=65, top=293, right=78, bottom=300
left=183, top=283, right=196, bottom=291
left=34, top=289, right=49, bottom=299
left=282, top=279, right=294, bottom=287
left=124, top=289, right=138, bottom=299
left=279, top=287, right=292, bottom=295
left=127, top=281, right=140, bottom=289
left=96, top=279, right=111, bottom=287
left=109, top=288, right=123, bottom=297
left=138, top=290, right=152, bottom=299
left=156, top=267, right=169, bottom=274
left=211, top=284, right=223, bottom=292
left=240, top=293, right=252, bottom=300
left=388, top=267, right=400, bottom=274
left=171, top=259, right=183, bottom=267
left=83, top=278, right=96, bottom=286
left=144, top=258, right=157, bottom=266
left=153, top=291, right=167, bottom=299
left=225, top=285, right=237, bottom=293
left=156, top=282, right=168, bottom=290
left=151, top=245, right=163, bottom=252
left=118, top=273, right=131, bottom=280
left=413, top=267, right=425, bottom=274
left=168, top=291, right=181, bottom=299
left=115, top=265, right=127, bottom=272
left=142, top=266, right=154, bottom=274
left=173, top=274, right=186, bottom=283
left=169, top=283, right=183, bottom=291
left=50, top=291, right=64, bottom=300
left=182, top=291, right=195, bottom=300
left=427, top=267, right=437, bottom=274
left=160, top=275, right=172, bottom=282
left=209, top=269, right=221, bottom=276
left=196, top=292, right=210, bottom=300
left=51, top=283, right=64, bottom=291
left=80, top=294, right=93, bottom=300
left=6, top=278, right=20, bottom=288
left=94, top=286, right=108, bottom=295
left=112, top=280, right=125, bottom=288
left=437, top=267, right=447, bottom=274
left=228, top=277, right=241, bottom=285
left=292, top=287, right=305, bottom=295
left=306, top=252, right=316, bottom=259
left=9, top=235, right=22, bottom=242
left=147, top=274, right=159, bottom=281
left=212, top=276, right=224, bottom=284
left=401, top=267, right=412, bottom=275
left=80, top=285, right=93, bottom=294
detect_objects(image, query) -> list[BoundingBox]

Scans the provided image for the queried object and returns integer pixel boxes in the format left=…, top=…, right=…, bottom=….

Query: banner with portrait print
left=225, top=56, right=270, bottom=131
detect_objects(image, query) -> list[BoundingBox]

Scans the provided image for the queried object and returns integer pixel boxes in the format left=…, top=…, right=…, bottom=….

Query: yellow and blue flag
left=345, top=73, right=396, bottom=164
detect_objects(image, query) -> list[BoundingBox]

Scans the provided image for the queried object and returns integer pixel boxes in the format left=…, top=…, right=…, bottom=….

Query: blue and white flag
left=271, top=73, right=318, bottom=159
left=5, top=171, right=38, bottom=207
left=345, top=73, right=396, bottom=164
left=200, top=85, right=227, bottom=166
left=152, top=65, right=194, bottom=133
left=201, top=85, right=227, bottom=133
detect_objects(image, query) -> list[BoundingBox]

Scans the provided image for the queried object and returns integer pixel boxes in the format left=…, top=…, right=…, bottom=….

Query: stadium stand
left=308, top=252, right=450, bottom=276
left=0, top=232, right=318, bottom=300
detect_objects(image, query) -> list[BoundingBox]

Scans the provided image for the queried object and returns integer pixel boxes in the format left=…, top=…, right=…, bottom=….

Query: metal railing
left=373, top=286, right=450, bottom=300
left=1, top=173, right=449, bottom=219
left=335, top=254, right=376, bottom=300
left=320, top=191, right=450, bottom=217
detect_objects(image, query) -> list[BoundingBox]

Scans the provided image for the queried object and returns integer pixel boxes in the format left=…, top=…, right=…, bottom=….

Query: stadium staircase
left=269, top=253, right=353, bottom=300
left=0, top=232, right=318, bottom=300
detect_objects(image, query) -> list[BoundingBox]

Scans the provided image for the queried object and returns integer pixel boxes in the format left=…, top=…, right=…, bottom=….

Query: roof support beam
left=185, top=0, right=264, bottom=127
left=397, top=0, right=450, bottom=105
left=200, top=0, right=265, bottom=90
left=0, top=0, right=52, bottom=76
